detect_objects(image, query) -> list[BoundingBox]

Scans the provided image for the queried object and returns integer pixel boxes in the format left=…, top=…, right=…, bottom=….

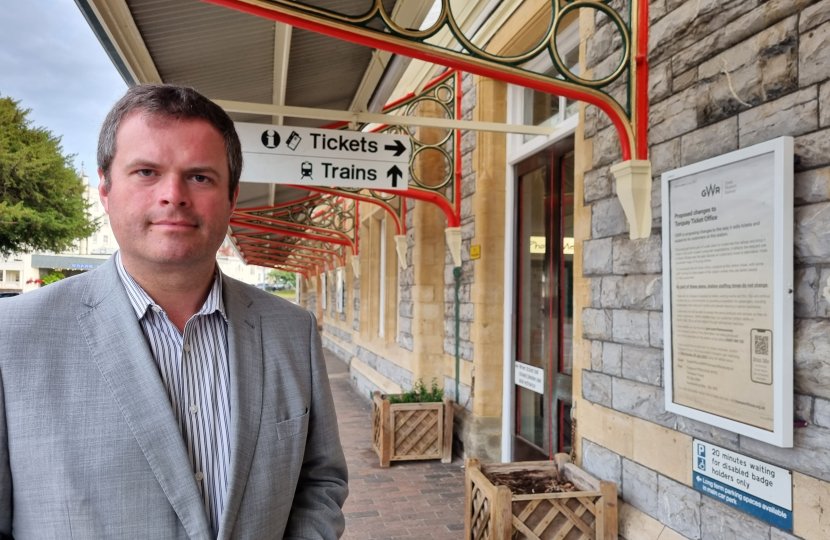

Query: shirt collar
left=114, top=251, right=226, bottom=321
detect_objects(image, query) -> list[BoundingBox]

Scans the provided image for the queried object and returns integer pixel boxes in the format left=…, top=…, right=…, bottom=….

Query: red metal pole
left=455, top=70, right=462, bottom=219
left=635, top=0, right=650, bottom=160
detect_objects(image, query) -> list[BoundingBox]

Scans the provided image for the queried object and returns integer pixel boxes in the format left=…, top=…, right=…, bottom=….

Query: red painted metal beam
left=242, top=252, right=316, bottom=270
left=291, top=185, right=403, bottom=235
left=232, top=211, right=354, bottom=248
left=375, top=187, right=460, bottom=227
left=236, top=194, right=320, bottom=214
left=229, top=219, right=351, bottom=248
left=246, top=257, right=316, bottom=274
left=235, top=238, right=344, bottom=267
left=235, top=235, right=338, bottom=257
left=247, top=260, right=310, bottom=279
left=236, top=240, right=336, bottom=261
left=239, top=249, right=317, bottom=269
left=240, top=245, right=330, bottom=265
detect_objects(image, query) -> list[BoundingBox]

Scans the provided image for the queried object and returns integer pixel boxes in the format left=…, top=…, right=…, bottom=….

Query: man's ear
left=98, top=170, right=110, bottom=213
left=230, top=184, right=240, bottom=213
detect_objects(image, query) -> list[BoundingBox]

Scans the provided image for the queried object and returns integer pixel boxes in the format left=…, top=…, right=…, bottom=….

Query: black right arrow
left=387, top=165, right=403, bottom=188
left=384, top=140, right=406, bottom=157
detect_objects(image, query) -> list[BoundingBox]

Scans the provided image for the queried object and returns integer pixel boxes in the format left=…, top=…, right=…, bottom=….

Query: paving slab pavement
left=323, top=348, right=466, bottom=540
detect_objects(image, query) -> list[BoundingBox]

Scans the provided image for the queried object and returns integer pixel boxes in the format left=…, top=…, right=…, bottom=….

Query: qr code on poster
left=754, top=334, right=770, bottom=356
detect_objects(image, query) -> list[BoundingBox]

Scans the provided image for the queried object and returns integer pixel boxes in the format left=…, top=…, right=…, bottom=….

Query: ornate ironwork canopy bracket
left=203, top=0, right=653, bottom=239
left=295, top=70, right=465, bottom=268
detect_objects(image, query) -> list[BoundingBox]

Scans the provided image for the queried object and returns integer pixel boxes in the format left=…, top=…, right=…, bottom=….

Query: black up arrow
left=384, top=139, right=406, bottom=157
left=387, top=165, right=403, bottom=188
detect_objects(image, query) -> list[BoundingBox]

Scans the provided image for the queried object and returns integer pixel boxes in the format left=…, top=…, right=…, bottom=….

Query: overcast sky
left=0, top=0, right=127, bottom=187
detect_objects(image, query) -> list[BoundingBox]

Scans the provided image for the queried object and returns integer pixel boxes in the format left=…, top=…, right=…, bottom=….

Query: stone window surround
left=358, top=207, right=399, bottom=346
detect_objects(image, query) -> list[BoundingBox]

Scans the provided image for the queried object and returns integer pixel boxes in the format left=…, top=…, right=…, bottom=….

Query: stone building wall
left=321, top=322, right=352, bottom=364
left=398, top=197, right=415, bottom=351
left=321, top=209, right=416, bottom=395
left=306, top=290, right=316, bottom=319
left=443, top=71, right=476, bottom=408
left=578, top=1, right=830, bottom=539
left=329, top=268, right=336, bottom=319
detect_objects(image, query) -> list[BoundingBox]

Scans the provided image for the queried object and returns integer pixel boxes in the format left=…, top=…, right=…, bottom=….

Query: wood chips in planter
left=484, top=470, right=578, bottom=495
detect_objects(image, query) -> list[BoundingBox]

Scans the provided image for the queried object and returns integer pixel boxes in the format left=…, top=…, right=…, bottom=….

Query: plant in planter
left=464, top=454, right=618, bottom=540
left=388, top=378, right=443, bottom=404
left=371, top=379, right=454, bottom=467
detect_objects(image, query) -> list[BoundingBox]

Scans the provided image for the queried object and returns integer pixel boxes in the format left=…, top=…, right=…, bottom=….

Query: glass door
left=514, top=144, right=575, bottom=461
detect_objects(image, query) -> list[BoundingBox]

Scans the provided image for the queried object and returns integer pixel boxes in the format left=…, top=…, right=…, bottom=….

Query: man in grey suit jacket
left=0, top=85, right=348, bottom=539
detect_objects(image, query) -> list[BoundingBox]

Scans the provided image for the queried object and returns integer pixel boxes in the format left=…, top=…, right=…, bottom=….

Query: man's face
left=99, top=113, right=238, bottom=269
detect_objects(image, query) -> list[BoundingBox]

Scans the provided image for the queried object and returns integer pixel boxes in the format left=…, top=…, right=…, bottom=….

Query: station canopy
left=77, top=0, right=653, bottom=269
left=77, top=0, right=450, bottom=261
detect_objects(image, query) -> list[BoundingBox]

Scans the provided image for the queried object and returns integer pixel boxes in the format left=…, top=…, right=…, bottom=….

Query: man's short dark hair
left=97, top=84, right=242, bottom=200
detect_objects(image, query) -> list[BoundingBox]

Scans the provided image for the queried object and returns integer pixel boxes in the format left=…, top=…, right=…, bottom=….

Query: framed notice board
left=662, top=137, right=793, bottom=447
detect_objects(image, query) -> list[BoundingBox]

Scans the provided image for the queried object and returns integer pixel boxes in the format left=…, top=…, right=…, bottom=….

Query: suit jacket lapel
left=217, top=276, right=264, bottom=540
left=77, top=258, right=212, bottom=540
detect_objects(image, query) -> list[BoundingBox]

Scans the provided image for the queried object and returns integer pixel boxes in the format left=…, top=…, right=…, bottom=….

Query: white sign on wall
left=515, top=362, right=545, bottom=394
left=662, top=137, right=793, bottom=448
left=692, top=439, right=792, bottom=531
left=236, top=122, right=411, bottom=189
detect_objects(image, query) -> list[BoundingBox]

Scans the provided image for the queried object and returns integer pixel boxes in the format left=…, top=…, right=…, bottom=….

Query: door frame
left=501, top=79, right=577, bottom=462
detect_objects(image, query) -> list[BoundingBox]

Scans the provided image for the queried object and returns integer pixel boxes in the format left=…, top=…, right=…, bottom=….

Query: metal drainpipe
left=454, top=266, right=461, bottom=402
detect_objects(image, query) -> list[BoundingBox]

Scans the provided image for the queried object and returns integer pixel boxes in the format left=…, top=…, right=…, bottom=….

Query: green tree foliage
left=41, top=271, right=65, bottom=286
left=267, top=269, right=296, bottom=288
left=0, top=95, right=97, bottom=257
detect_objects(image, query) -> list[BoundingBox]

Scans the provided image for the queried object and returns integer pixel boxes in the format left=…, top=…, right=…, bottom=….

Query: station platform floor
left=323, top=348, right=467, bottom=540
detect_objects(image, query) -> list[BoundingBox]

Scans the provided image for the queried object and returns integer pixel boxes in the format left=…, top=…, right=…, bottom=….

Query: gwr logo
left=261, top=130, right=280, bottom=149
left=701, top=184, right=721, bottom=197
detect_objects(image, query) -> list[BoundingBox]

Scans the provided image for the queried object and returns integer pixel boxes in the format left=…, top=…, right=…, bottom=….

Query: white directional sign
left=236, top=122, right=411, bottom=189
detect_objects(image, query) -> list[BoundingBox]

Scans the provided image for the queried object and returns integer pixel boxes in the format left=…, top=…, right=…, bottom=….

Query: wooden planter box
left=371, top=391, right=454, bottom=467
left=464, top=455, right=618, bottom=540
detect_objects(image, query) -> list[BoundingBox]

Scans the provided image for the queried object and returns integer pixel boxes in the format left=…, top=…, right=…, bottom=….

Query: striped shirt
left=115, top=252, right=231, bottom=537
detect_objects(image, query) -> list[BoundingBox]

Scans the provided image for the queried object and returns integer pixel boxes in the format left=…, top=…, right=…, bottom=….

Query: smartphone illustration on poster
left=750, top=329, right=773, bottom=385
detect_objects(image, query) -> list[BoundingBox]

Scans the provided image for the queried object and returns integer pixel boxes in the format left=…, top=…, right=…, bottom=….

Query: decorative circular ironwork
left=321, top=70, right=460, bottom=220
left=408, top=146, right=453, bottom=190
left=549, top=1, right=630, bottom=88
left=239, top=0, right=642, bottom=162
left=403, top=98, right=454, bottom=147
left=434, top=83, right=453, bottom=104
left=368, top=190, right=398, bottom=201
